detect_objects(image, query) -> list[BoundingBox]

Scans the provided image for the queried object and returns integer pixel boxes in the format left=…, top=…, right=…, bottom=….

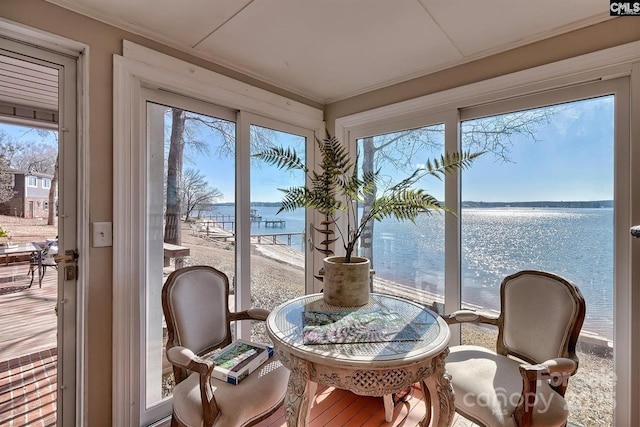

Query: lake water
left=208, top=205, right=613, bottom=339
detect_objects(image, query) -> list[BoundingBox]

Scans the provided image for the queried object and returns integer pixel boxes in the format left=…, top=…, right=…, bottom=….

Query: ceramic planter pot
left=322, top=256, right=371, bottom=306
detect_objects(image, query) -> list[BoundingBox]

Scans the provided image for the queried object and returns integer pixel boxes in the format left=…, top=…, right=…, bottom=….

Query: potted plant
left=0, top=226, right=14, bottom=248
left=255, top=134, right=482, bottom=306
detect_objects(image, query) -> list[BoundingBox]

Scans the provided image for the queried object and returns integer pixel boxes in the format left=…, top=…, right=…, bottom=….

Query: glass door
left=0, top=40, right=78, bottom=427
left=141, top=91, right=237, bottom=424
left=139, top=92, right=314, bottom=425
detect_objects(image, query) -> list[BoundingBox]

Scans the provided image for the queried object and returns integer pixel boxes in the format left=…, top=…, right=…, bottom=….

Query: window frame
left=112, top=42, right=324, bottom=427
left=27, top=176, right=38, bottom=187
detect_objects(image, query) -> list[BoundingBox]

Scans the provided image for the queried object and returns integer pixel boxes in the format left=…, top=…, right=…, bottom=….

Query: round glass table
left=266, top=293, right=454, bottom=426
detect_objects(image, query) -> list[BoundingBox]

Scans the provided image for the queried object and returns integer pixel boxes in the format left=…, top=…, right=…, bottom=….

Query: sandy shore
left=1, top=215, right=613, bottom=426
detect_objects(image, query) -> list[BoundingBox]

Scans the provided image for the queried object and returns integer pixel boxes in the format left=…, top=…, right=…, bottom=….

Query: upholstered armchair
left=161, top=265, right=289, bottom=427
left=444, top=270, right=586, bottom=427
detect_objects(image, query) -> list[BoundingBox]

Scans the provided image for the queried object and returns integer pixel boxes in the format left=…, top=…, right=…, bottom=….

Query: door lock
left=64, top=265, right=77, bottom=280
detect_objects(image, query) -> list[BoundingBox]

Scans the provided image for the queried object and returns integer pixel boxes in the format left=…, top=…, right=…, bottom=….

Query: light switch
left=93, top=222, right=113, bottom=247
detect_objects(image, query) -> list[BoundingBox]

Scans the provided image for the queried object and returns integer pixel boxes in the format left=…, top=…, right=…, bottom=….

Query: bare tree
left=163, top=108, right=277, bottom=245
left=164, top=109, right=187, bottom=245
left=12, top=141, right=57, bottom=174
left=0, top=132, right=24, bottom=204
left=181, top=168, right=223, bottom=220
left=358, top=108, right=557, bottom=265
left=34, top=131, right=59, bottom=226
left=2, top=130, right=59, bottom=224
left=0, top=146, right=15, bottom=204
left=48, top=156, right=58, bottom=225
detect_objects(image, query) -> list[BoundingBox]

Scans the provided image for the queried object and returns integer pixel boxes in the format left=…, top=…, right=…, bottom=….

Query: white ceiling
left=46, top=0, right=610, bottom=103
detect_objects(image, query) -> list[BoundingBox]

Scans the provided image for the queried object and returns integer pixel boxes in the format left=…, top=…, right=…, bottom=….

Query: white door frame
left=0, top=19, right=90, bottom=427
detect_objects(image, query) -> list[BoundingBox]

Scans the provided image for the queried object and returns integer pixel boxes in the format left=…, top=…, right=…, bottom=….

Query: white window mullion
left=444, top=110, right=461, bottom=345
left=235, top=111, right=252, bottom=339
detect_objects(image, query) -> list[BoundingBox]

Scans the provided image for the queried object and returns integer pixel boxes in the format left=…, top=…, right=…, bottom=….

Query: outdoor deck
left=0, top=262, right=57, bottom=362
left=0, top=261, right=58, bottom=427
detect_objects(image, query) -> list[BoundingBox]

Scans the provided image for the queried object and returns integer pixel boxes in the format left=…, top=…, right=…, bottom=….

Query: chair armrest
left=442, top=309, right=499, bottom=326
left=541, top=357, right=578, bottom=376
left=230, top=307, right=270, bottom=322
left=514, top=358, right=576, bottom=426
left=167, top=345, right=213, bottom=375
left=168, top=346, right=220, bottom=426
left=541, top=357, right=578, bottom=396
left=517, top=357, right=577, bottom=385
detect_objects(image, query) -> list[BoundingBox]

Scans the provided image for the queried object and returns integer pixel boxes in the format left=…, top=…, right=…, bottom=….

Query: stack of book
left=210, top=340, right=274, bottom=385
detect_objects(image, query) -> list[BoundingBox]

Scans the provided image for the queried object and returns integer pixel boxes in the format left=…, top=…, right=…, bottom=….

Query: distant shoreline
left=461, top=200, right=613, bottom=208
left=209, top=200, right=614, bottom=209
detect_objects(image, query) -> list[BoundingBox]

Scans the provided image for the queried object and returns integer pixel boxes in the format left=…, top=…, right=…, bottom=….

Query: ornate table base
left=277, top=347, right=454, bottom=427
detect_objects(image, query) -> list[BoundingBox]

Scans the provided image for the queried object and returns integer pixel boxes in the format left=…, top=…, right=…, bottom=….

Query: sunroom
left=0, top=1, right=639, bottom=426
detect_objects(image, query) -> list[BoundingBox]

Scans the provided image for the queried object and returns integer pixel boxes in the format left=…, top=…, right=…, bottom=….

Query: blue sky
left=462, top=95, right=614, bottom=202
left=1, top=95, right=614, bottom=204
left=0, top=125, right=57, bottom=146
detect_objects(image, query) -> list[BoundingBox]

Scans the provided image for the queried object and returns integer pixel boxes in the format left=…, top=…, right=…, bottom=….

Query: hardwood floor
left=255, top=385, right=477, bottom=427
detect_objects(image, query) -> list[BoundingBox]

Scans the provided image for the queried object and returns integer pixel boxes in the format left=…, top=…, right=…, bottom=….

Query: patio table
left=0, top=242, right=39, bottom=266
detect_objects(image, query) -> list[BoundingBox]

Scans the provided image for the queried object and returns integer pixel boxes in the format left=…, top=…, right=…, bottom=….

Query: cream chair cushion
left=502, top=274, right=578, bottom=363
left=173, top=359, right=288, bottom=427
left=167, top=268, right=229, bottom=352
left=447, top=345, right=568, bottom=427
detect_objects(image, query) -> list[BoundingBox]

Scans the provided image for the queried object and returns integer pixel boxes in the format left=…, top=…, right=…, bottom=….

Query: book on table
left=302, top=308, right=426, bottom=345
left=210, top=340, right=274, bottom=385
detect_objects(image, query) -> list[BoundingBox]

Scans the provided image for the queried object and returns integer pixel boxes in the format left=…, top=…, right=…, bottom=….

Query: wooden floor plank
left=0, top=262, right=58, bottom=362
left=253, top=385, right=477, bottom=427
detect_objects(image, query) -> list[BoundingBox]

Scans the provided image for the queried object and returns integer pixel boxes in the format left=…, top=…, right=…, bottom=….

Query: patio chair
left=443, top=270, right=586, bottom=427
left=28, top=240, right=58, bottom=288
left=161, top=265, right=289, bottom=427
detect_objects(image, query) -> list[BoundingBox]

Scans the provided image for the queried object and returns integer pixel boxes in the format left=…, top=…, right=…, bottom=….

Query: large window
left=113, top=48, right=323, bottom=427
left=137, top=90, right=315, bottom=426
left=461, top=96, right=615, bottom=426
left=338, top=74, right=632, bottom=425
left=143, top=98, right=237, bottom=421
left=250, top=123, right=308, bottom=342
left=355, top=125, right=446, bottom=310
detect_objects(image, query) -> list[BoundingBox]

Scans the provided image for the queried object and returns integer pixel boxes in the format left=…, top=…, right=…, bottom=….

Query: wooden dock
left=254, top=232, right=304, bottom=245
left=196, top=217, right=286, bottom=232
left=193, top=222, right=303, bottom=247
left=261, top=220, right=285, bottom=227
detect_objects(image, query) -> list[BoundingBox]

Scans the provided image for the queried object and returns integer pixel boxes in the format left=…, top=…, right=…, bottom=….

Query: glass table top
left=267, top=293, right=450, bottom=364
